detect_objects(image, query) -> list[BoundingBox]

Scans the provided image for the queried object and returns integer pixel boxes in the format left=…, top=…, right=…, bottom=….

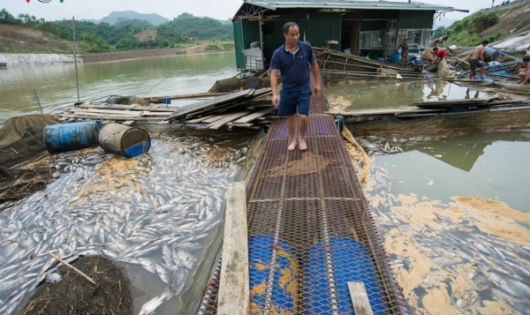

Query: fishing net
left=208, top=77, right=270, bottom=93
left=20, top=255, right=133, bottom=315
left=437, top=58, right=452, bottom=78
left=0, top=115, right=59, bottom=204
left=0, top=114, right=59, bottom=167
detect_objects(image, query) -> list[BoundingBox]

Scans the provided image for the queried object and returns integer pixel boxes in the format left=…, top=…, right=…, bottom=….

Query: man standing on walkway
left=270, top=21, right=321, bottom=151
left=469, top=40, right=489, bottom=79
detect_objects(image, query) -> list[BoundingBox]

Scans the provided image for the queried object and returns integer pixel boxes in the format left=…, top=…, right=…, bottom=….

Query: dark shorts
left=278, top=88, right=311, bottom=116
left=470, top=59, right=480, bottom=71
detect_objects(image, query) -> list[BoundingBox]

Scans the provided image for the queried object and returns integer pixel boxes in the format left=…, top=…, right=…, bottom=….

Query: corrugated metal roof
left=241, top=0, right=468, bottom=12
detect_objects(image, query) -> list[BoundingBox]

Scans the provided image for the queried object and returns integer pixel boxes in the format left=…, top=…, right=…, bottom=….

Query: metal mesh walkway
left=198, top=85, right=406, bottom=315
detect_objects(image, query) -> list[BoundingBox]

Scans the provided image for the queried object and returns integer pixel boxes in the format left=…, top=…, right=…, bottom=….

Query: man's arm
left=520, top=68, right=530, bottom=85
left=310, top=59, right=321, bottom=95
left=270, top=69, right=280, bottom=106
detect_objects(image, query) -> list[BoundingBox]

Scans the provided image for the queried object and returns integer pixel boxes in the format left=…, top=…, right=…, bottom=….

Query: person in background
left=270, top=21, right=321, bottom=151
left=425, top=47, right=448, bottom=72
left=421, top=47, right=437, bottom=70
left=431, top=47, right=452, bottom=78
left=434, top=47, right=449, bottom=63
left=400, top=38, right=409, bottom=67
left=518, top=55, right=530, bottom=85
left=469, top=40, right=489, bottom=79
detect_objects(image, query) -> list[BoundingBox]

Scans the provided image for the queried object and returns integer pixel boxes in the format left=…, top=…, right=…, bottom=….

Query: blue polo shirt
left=270, top=41, right=315, bottom=91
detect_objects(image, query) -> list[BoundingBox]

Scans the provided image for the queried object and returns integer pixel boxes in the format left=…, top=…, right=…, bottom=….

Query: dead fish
left=138, top=292, right=171, bottom=315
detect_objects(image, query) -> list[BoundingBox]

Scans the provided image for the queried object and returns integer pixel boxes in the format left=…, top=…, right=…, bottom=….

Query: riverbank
left=0, top=53, right=77, bottom=66
left=0, top=44, right=235, bottom=67
left=81, top=48, right=183, bottom=64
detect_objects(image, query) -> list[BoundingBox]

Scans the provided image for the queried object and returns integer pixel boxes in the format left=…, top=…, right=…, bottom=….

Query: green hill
left=0, top=9, right=233, bottom=53
left=100, top=11, right=169, bottom=26
left=444, top=1, right=530, bottom=46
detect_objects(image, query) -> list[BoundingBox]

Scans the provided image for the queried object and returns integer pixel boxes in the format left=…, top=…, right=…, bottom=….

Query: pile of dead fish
left=0, top=132, right=250, bottom=314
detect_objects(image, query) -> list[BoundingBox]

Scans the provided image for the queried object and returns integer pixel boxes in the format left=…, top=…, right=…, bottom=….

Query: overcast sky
left=1, top=0, right=496, bottom=21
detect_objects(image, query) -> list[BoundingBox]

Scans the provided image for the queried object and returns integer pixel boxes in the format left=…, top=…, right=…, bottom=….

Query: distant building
left=232, top=0, right=467, bottom=70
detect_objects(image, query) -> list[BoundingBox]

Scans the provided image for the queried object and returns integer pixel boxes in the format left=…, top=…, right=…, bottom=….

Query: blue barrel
left=249, top=235, right=299, bottom=315
left=98, top=123, right=151, bottom=158
left=304, top=237, right=387, bottom=315
left=390, top=52, right=400, bottom=63
left=484, top=47, right=499, bottom=61
left=43, top=121, right=101, bottom=153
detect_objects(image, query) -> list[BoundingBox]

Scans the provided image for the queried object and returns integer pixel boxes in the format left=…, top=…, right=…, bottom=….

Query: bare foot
left=298, top=140, right=307, bottom=151
left=287, top=142, right=297, bottom=151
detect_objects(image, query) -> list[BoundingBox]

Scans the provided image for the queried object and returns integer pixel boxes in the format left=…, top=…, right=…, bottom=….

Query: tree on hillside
left=0, top=9, right=233, bottom=53
left=156, top=24, right=189, bottom=47
left=79, top=32, right=112, bottom=52
left=162, top=13, right=233, bottom=41
left=17, top=14, right=40, bottom=26
left=0, top=9, right=19, bottom=24
left=114, top=19, right=154, bottom=33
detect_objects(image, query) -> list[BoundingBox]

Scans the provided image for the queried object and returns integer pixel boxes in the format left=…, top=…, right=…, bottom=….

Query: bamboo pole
left=48, top=252, right=97, bottom=285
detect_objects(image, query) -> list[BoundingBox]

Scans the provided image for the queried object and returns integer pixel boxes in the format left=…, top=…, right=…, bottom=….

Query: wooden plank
left=180, top=89, right=272, bottom=121
left=410, top=97, right=501, bottom=109
left=348, top=281, right=374, bottom=315
left=226, top=122, right=254, bottom=128
left=59, top=112, right=166, bottom=121
left=232, top=108, right=275, bottom=124
left=78, top=103, right=176, bottom=112
left=185, top=115, right=217, bottom=124
left=203, top=114, right=231, bottom=124
left=147, top=92, right=227, bottom=102
left=333, top=106, right=445, bottom=117
left=168, top=89, right=253, bottom=120
left=207, top=112, right=249, bottom=130
left=71, top=108, right=171, bottom=117
left=217, top=181, right=249, bottom=315
left=65, top=109, right=141, bottom=117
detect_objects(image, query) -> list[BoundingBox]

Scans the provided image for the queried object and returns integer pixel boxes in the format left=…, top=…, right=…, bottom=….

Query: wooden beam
left=78, top=103, right=176, bottom=112
left=232, top=108, right=275, bottom=124
left=330, top=106, right=445, bottom=117
left=185, top=115, right=217, bottom=124
left=70, top=108, right=172, bottom=117
left=203, top=114, right=231, bottom=124
left=226, top=122, right=254, bottom=128
left=168, top=89, right=253, bottom=120
left=208, top=112, right=250, bottom=130
left=217, top=181, right=249, bottom=315
left=59, top=112, right=166, bottom=121
left=147, top=91, right=227, bottom=102
left=348, top=281, right=374, bottom=315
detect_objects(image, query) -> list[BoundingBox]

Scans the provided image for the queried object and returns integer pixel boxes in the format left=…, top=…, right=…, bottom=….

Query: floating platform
left=332, top=98, right=530, bottom=123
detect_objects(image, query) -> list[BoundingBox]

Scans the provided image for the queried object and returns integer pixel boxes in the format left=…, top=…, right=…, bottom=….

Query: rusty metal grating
left=198, top=114, right=406, bottom=314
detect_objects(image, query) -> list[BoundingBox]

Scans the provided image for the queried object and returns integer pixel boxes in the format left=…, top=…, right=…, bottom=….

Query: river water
left=1, top=52, right=529, bottom=314
left=0, top=52, right=237, bottom=124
